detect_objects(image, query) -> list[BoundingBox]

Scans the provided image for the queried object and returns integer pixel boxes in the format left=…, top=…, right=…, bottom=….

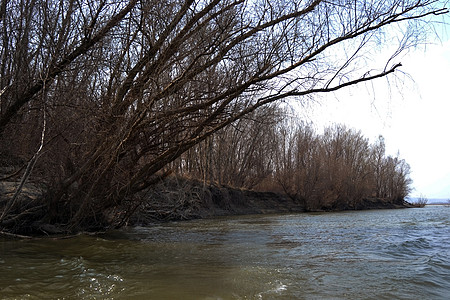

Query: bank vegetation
left=0, top=0, right=447, bottom=235
left=170, top=108, right=413, bottom=211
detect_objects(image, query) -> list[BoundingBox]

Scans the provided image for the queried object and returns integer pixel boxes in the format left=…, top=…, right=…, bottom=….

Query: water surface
left=1, top=206, right=449, bottom=299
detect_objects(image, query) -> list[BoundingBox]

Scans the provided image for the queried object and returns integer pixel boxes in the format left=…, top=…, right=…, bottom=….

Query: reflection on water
left=1, top=206, right=449, bottom=299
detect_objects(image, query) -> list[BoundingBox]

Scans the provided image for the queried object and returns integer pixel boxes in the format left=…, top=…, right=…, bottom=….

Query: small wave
left=400, top=237, right=431, bottom=249
left=255, top=280, right=288, bottom=299
left=272, top=281, right=288, bottom=293
left=385, top=237, right=432, bottom=258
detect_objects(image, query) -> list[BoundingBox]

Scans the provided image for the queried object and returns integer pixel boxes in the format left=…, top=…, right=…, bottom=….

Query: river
left=1, top=206, right=449, bottom=299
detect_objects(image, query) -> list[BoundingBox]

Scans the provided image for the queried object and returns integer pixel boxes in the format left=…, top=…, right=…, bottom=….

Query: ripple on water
left=1, top=206, right=449, bottom=299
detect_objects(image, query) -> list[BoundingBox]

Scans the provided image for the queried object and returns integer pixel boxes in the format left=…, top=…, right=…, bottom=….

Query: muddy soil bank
left=127, top=177, right=410, bottom=226
left=126, top=177, right=305, bottom=225
left=1, top=174, right=411, bottom=234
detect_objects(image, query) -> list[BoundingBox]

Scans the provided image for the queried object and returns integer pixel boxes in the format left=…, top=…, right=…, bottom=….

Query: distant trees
left=172, top=115, right=413, bottom=211
left=0, top=0, right=446, bottom=233
left=413, top=194, right=428, bottom=207
left=275, top=123, right=412, bottom=210
left=172, top=105, right=282, bottom=190
left=275, top=121, right=321, bottom=209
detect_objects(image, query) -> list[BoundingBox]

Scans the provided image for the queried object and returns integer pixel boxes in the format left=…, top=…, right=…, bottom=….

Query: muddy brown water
left=1, top=206, right=449, bottom=299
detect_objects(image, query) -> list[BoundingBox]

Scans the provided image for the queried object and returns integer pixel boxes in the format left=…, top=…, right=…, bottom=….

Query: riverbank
left=1, top=175, right=411, bottom=235
left=125, top=177, right=410, bottom=226
left=125, top=178, right=305, bottom=226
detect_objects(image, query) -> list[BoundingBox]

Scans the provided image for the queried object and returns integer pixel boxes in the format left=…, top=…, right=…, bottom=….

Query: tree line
left=170, top=107, right=412, bottom=211
left=0, top=0, right=446, bottom=234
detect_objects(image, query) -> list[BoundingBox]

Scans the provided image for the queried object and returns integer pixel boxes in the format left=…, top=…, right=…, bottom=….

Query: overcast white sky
left=303, top=21, right=450, bottom=200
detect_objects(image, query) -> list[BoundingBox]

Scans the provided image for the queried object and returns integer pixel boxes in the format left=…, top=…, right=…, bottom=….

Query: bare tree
left=275, top=122, right=413, bottom=210
left=275, top=120, right=321, bottom=210
left=414, top=194, right=428, bottom=207
left=0, top=0, right=447, bottom=233
left=173, top=104, right=281, bottom=189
